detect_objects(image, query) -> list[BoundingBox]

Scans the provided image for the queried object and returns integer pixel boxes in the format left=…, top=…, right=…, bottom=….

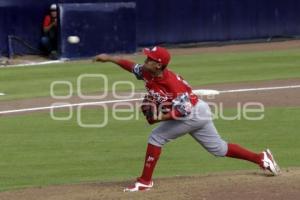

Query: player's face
left=50, top=11, right=57, bottom=18
left=144, top=57, right=162, bottom=74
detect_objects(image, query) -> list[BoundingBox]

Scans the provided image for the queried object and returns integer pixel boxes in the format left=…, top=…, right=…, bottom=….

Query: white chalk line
left=0, top=60, right=64, bottom=68
left=219, top=85, right=300, bottom=93
left=0, top=93, right=5, bottom=96
left=0, top=84, right=300, bottom=115
left=0, top=98, right=143, bottom=115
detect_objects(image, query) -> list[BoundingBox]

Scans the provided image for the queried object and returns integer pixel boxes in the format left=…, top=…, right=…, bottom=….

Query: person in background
left=41, top=4, right=58, bottom=59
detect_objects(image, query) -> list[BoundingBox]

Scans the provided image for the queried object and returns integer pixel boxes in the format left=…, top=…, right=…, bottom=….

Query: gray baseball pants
left=148, top=100, right=228, bottom=157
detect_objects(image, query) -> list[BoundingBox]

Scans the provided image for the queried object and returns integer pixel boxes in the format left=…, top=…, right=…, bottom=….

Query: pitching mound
left=0, top=168, right=299, bottom=200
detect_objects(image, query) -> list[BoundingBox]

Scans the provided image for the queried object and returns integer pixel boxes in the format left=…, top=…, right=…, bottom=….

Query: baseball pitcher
left=94, top=46, right=280, bottom=192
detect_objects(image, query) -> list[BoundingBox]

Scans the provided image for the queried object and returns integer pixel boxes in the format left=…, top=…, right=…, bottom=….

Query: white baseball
left=67, top=36, right=80, bottom=44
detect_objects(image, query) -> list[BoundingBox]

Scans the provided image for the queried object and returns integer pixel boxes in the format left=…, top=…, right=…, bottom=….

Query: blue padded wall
left=1, top=0, right=300, bottom=58
left=135, top=0, right=300, bottom=45
left=59, top=2, right=136, bottom=58
left=0, top=0, right=132, bottom=57
left=0, top=4, right=48, bottom=56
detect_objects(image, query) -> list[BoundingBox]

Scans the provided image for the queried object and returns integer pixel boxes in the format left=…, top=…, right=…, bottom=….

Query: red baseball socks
left=226, top=143, right=263, bottom=165
left=138, top=143, right=161, bottom=184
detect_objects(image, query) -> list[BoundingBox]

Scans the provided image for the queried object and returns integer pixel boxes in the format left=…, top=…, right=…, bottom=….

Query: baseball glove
left=141, top=94, right=158, bottom=124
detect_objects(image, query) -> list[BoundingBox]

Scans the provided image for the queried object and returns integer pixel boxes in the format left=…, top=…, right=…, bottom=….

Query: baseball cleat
left=261, top=149, right=280, bottom=176
left=123, top=180, right=153, bottom=192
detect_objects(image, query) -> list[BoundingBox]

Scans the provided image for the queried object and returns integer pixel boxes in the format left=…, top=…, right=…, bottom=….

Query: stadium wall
left=136, top=0, right=300, bottom=45
left=59, top=3, right=136, bottom=58
left=1, top=0, right=300, bottom=58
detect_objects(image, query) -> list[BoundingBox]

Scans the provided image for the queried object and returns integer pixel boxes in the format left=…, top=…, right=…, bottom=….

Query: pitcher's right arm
left=94, top=54, right=135, bottom=73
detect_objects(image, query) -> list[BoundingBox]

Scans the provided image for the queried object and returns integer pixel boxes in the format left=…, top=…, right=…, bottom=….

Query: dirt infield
left=168, top=39, right=300, bottom=54
left=0, top=168, right=299, bottom=200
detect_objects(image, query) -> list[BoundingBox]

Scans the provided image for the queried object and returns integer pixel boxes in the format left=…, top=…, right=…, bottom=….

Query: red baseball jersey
left=43, top=15, right=57, bottom=28
left=132, top=64, right=199, bottom=117
left=43, top=15, right=52, bottom=27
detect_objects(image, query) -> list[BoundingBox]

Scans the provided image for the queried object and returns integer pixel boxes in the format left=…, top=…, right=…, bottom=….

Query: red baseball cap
left=143, top=46, right=171, bottom=66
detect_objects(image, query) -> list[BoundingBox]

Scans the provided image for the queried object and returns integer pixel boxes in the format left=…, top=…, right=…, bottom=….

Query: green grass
left=1, top=47, right=300, bottom=192
left=172, top=49, right=300, bottom=85
left=0, top=107, right=299, bottom=191
left=0, top=48, right=300, bottom=100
